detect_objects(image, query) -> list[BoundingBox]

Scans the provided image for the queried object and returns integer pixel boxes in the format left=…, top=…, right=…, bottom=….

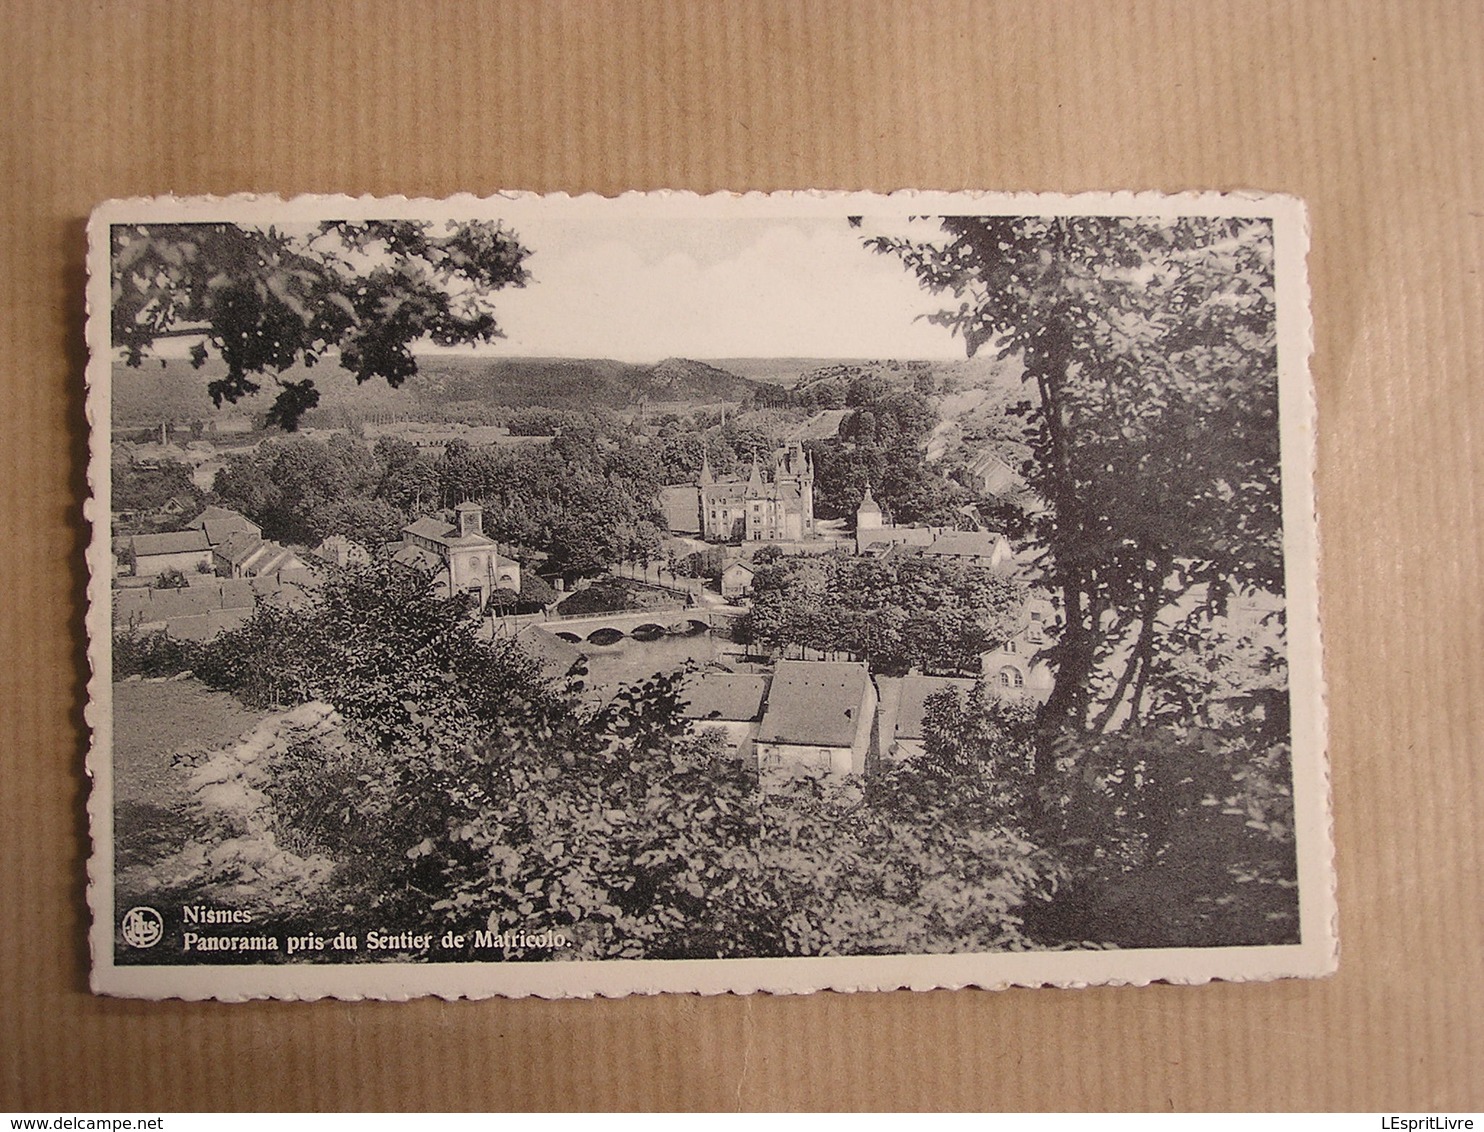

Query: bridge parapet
left=524, top=606, right=740, bottom=646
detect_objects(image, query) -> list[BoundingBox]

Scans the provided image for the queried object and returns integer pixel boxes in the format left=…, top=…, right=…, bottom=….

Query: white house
left=679, top=672, right=771, bottom=759
left=720, top=559, right=756, bottom=600
left=980, top=591, right=1057, bottom=701
left=755, top=660, right=877, bottom=780
left=129, top=529, right=213, bottom=578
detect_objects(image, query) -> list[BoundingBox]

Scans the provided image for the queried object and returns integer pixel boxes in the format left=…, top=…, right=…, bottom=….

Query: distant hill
left=108, top=352, right=1023, bottom=429
left=402, top=355, right=764, bottom=409
left=110, top=354, right=766, bottom=427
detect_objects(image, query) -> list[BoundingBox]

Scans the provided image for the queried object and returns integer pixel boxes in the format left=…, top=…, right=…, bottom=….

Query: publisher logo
left=121, top=906, right=164, bottom=948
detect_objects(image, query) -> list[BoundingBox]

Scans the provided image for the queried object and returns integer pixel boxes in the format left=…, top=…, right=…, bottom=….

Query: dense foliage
left=871, top=215, right=1282, bottom=736
left=112, top=456, right=204, bottom=518
left=741, top=552, right=1026, bottom=676
left=127, top=565, right=1065, bottom=960
left=111, top=220, right=531, bottom=429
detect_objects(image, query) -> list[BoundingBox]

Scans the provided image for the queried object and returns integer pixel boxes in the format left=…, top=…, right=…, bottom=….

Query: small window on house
left=999, top=666, right=1024, bottom=689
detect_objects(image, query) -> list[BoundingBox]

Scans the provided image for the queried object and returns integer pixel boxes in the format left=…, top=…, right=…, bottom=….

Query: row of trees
left=741, top=551, right=1026, bottom=676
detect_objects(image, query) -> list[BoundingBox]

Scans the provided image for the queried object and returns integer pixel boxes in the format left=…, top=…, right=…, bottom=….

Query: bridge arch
left=586, top=627, right=626, bottom=646
left=629, top=622, right=667, bottom=642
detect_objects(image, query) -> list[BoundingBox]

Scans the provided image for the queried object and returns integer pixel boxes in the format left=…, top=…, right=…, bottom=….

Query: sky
left=468, top=216, right=966, bottom=362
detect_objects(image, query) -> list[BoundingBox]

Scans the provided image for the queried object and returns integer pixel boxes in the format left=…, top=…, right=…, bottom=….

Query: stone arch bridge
left=525, top=607, right=741, bottom=647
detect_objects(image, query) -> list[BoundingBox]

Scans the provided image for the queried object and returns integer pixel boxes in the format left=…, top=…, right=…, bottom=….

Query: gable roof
left=189, top=505, right=262, bottom=546
left=132, top=529, right=211, bottom=557
left=214, top=531, right=267, bottom=567
left=402, top=514, right=500, bottom=551
left=758, top=661, right=872, bottom=748
left=923, top=530, right=1004, bottom=558
left=391, top=544, right=445, bottom=572
left=680, top=672, right=770, bottom=723
left=894, top=675, right=977, bottom=742
left=722, top=560, right=755, bottom=578
left=403, top=516, right=457, bottom=541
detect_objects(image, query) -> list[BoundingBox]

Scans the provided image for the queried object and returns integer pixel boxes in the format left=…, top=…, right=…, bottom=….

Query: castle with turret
left=696, top=442, right=816, bottom=542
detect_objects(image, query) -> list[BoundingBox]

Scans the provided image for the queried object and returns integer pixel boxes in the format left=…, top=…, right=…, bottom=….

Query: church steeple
left=856, top=483, right=883, bottom=532
left=699, top=451, right=714, bottom=486
left=748, top=453, right=765, bottom=492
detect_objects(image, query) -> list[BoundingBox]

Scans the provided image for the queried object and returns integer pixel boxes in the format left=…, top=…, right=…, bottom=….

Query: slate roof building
left=209, top=531, right=309, bottom=580
left=129, top=529, right=213, bottom=578
left=854, top=486, right=1015, bottom=571
left=720, top=559, right=756, bottom=599
left=311, top=534, right=372, bottom=569
left=188, top=505, right=262, bottom=547
left=755, top=660, right=876, bottom=780
left=662, top=443, right=816, bottom=544
left=854, top=484, right=937, bottom=555
left=917, top=529, right=1015, bottom=571
left=875, top=674, right=979, bottom=764
left=965, top=449, right=1022, bottom=495
left=389, top=503, right=520, bottom=608
left=112, top=573, right=317, bottom=640
left=679, top=671, right=771, bottom=760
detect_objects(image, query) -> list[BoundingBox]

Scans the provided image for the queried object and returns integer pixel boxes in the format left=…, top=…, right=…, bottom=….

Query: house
left=187, top=505, right=261, bottom=547
left=312, top=534, right=372, bottom=569
left=854, top=487, right=1016, bottom=570
left=212, top=532, right=309, bottom=579
left=664, top=443, right=816, bottom=543
left=129, top=529, right=213, bottom=578
left=390, top=503, right=520, bottom=608
left=755, top=660, right=877, bottom=779
left=679, top=671, right=770, bottom=760
left=853, top=485, right=939, bottom=555
left=965, top=449, right=1023, bottom=496
left=917, top=529, right=1015, bottom=571
left=720, top=560, right=755, bottom=600
left=979, top=591, right=1057, bottom=701
left=875, top=674, right=978, bottom=764
left=157, top=494, right=193, bottom=518
left=112, top=573, right=315, bottom=640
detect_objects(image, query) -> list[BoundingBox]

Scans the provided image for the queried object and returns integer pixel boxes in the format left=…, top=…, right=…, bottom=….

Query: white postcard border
left=85, top=189, right=1333, bottom=1001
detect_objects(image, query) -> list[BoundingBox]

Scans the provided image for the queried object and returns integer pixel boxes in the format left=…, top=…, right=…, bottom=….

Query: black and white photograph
left=86, top=191, right=1331, bottom=999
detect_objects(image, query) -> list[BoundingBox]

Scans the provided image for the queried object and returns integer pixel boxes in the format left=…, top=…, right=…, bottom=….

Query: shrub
left=113, top=629, right=199, bottom=679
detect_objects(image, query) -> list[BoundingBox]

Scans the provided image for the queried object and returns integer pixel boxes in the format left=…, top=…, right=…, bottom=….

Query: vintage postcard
left=85, top=190, right=1333, bottom=1000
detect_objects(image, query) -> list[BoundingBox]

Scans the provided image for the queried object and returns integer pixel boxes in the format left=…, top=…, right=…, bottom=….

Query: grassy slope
left=112, top=679, right=270, bottom=872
